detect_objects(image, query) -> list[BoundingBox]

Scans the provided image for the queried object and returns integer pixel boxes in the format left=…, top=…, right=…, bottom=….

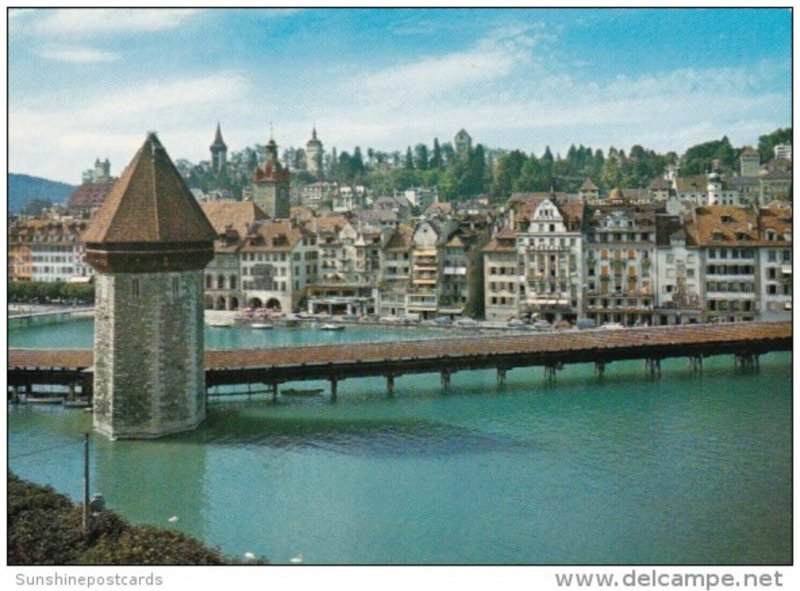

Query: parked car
left=576, top=319, right=597, bottom=330
left=599, top=322, right=625, bottom=330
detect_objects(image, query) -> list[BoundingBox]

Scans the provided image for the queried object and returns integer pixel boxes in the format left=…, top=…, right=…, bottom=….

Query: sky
left=7, top=7, right=792, bottom=184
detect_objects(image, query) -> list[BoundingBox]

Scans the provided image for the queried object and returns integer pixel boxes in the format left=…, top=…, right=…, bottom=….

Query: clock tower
left=252, top=135, right=291, bottom=219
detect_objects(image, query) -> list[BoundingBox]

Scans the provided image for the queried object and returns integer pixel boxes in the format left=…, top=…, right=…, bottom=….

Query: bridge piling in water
left=386, top=374, right=395, bottom=395
left=595, top=362, right=606, bottom=379
left=497, top=367, right=507, bottom=386
left=330, top=378, right=338, bottom=401
left=441, top=370, right=451, bottom=389
left=645, top=358, right=662, bottom=378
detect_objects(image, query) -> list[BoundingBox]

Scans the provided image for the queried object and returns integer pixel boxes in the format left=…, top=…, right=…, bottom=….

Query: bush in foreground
left=8, top=473, right=238, bottom=565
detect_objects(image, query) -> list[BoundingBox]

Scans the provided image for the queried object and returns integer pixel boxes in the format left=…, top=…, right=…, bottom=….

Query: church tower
left=305, top=126, right=324, bottom=179
left=210, top=122, right=228, bottom=174
left=83, top=132, right=217, bottom=439
left=252, top=135, right=291, bottom=218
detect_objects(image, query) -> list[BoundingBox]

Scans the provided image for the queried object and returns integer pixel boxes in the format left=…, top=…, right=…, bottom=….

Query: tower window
left=172, top=276, right=179, bottom=297
left=132, top=278, right=140, bottom=299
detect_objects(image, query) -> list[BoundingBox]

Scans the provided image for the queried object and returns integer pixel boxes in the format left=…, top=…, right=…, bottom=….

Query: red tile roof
left=83, top=133, right=217, bottom=245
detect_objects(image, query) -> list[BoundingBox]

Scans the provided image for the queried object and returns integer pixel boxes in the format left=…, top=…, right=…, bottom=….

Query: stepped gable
left=84, top=133, right=217, bottom=273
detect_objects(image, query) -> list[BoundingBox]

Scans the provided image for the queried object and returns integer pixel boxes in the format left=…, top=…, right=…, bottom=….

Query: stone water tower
left=83, top=132, right=217, bottom=439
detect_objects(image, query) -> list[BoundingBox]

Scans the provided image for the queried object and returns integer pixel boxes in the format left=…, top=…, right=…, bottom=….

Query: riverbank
left=8, top=472, right=259, bottom=565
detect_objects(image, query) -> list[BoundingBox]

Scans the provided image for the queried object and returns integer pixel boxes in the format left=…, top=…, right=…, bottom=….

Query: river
left=8, top=318, right=792, bottom=564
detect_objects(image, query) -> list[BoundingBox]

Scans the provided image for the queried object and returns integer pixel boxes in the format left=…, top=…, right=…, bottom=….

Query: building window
left=172, top=276, right=179, bottom=297
left=132, top=278, right=140, bottom=299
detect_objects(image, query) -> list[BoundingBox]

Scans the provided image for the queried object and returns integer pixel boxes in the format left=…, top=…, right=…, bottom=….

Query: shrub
left=8, top=473, right=236, bottom=565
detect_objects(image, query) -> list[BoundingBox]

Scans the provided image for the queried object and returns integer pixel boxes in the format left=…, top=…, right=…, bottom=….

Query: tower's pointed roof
left=84, top=132, right=217, bottom=245
left=210, top=122, right=227, bottom=150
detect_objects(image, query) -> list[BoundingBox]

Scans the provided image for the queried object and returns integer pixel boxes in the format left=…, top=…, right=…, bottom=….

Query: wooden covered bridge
left=7, top=322, right=792, bottom=402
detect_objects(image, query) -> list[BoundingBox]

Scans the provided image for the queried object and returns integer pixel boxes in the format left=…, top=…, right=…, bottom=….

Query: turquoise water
left=8, top=319, right=792, bottom=564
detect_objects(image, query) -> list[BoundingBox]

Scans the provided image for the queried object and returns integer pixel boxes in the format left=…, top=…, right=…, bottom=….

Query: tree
left=404, top=146, right=414, bottom=170
left=758, top=127, right=792, bottom=162
left=490, top=150, right=527, bottom=199
left=414, top=143, right=429, bottom=171
left=21, top=199, right=52, bottom=217
left=431, top=138, right=443, bottom=170
left=600, top=151, right=622, bottom=189
left=352, top=147, right=365, bottom=178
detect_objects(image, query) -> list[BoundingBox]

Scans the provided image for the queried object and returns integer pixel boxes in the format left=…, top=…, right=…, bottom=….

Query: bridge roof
left=8, top=322, right=791, bottom=374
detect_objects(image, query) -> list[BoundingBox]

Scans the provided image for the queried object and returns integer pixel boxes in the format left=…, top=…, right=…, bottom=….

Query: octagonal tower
left=83, top=132, right=217, bottom=439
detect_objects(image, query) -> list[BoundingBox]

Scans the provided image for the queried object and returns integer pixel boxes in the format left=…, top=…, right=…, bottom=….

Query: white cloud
left=23, top=8, right=199, bottom=37
left=343, top=24, right=552, bottom=104
left=9, top=71, right=250, bottom=183
left=307, top=57, right=789, bottom=157
left=36, top=44, right=119, bottom=63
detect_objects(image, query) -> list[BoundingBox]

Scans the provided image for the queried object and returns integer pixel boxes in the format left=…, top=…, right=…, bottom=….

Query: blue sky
left=8, top=7, right=792, bottom=184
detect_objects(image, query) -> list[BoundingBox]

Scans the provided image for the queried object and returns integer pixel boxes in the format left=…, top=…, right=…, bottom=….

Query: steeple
left=210, top=122, right=226, bottom=150
left=209, top=122, right=228, bottom=173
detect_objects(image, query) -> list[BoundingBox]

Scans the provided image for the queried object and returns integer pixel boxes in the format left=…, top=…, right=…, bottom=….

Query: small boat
left=26, top=397, right=64, bottom=405
left=320, top=323, right=344, bottom=331
left=279, top=314, right=300, bottom=327
left=281, top=388, right=324, bottom=397
left=207, top=319, right=234, bottom=328
left=250, top=322, right=273, bottom=330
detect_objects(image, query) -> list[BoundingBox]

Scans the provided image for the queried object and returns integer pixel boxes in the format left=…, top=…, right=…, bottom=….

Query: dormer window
left=735, top=232, right=750, bottom=241
left=766, top=230, right=777, bottom=241
left=721, top=214, right=733, bottom=223
left=712, top=231, right=724, bottom=242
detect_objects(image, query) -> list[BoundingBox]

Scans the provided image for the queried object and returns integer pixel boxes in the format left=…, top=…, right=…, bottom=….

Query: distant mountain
left=8, top=173, right=76, bottom=213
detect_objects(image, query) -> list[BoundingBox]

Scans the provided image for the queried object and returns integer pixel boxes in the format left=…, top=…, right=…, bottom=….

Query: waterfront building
left=406, top=221, right=442, bottom=319
left=653, top=214, right=702, bottom=325
left=483, top=228, right=519, bottom=321
left=209, top=123, right=228, bottom=174
left=755, top=205, right=793, bottom=321
left=9, top=218, right=93, bottom=283
left=583, top=204, right=657, bottom=326
left=238, top=219, right=317, bottom=312
left=516, top=196, right=584, bottom=323
left=201, top=200, right=266, bottom=310
left=379, top=225, right=413, bottom=317
left=685, top=206, right=759, bottom=323
left=83, top=132, right=217, bottom=439
left=314, top=213, right=359, bottom=283
left=439, top=233, right=470, bottom=317
left=252, top=136, right=291, bottom=218
left=305, top=127, right=324, bottom=179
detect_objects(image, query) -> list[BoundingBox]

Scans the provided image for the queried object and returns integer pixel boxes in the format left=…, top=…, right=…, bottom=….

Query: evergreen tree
left=405, top=146, right=414, bottom=169
left=431, top=138, right=443, bottom=169
left=414, top=144, right=429, bottom=171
